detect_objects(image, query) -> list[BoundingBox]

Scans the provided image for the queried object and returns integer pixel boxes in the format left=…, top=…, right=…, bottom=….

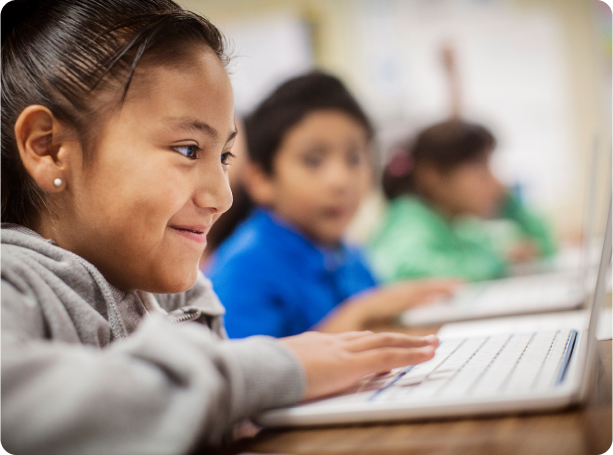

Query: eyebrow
left=165, top=117, right=238, bottom=143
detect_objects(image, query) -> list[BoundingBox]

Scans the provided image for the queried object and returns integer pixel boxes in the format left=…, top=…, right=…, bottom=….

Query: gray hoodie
left=1, top=225, right=305, bottom=455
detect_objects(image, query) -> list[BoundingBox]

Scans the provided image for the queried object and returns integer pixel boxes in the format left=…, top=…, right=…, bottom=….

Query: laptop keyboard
left=367, top=329, right=578, bottom=402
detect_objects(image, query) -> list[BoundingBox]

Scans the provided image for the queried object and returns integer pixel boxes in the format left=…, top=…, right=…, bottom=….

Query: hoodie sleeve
left=1, top=279, right=306, bottom=455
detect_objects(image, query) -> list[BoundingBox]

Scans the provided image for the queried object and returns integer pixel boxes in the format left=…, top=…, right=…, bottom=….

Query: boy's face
left=258, top=110, right=372, bottom=246
left=53, top=48, right=236, bottom=292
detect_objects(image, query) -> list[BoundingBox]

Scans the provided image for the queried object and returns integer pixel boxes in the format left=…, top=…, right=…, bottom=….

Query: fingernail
left=425, top=334, right=438, bottom=345
left=420, top=345, right=435, bottom=356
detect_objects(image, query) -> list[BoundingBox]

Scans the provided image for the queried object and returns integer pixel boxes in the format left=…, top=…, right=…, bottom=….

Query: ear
left=242, top=161, right=276, bottom=207
left=14, top=105, right=79, bottom=193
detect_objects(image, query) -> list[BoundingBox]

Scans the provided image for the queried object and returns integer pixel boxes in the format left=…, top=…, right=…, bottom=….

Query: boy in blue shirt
left=207, top=73, right=456, bottom=338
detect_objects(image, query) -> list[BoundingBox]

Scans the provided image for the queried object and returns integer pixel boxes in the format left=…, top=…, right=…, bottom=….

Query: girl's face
left=48, top=49, right=235, bottom=292
left=423, top=156, right=505, bottom=218
left=252, top=110, right=372, bottom=246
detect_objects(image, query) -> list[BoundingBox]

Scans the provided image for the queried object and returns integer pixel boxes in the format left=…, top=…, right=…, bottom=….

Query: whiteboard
left=216, top=12, right=314, bottom=115
left=348, top=0, right=574, bottom=210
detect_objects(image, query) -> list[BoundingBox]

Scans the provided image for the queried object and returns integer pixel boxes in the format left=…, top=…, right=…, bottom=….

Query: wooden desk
left=228, top=339, right=612, bottom=455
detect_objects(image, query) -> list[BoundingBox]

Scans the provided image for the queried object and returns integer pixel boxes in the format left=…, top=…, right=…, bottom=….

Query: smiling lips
left=170, top=225, right=209, bottom=244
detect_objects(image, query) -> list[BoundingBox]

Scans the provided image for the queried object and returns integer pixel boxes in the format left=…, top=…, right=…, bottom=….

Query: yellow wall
left=513, top=0, right=610, bottom=237
left=178, top=0, right=610, bottom=239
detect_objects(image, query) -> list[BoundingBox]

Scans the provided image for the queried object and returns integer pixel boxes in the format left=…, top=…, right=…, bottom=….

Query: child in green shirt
left=368, top=120, right=555, bottom=283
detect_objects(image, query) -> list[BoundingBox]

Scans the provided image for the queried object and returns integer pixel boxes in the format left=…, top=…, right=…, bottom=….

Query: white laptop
left=400, top=271, right=588, bottom=326
left=401, top=146, right=605, bottom=327
left=256, top=200, right=610, bottom=427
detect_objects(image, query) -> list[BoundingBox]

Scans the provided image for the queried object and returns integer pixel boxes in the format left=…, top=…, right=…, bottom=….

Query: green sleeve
left=499, top=193, right=557, bottom=257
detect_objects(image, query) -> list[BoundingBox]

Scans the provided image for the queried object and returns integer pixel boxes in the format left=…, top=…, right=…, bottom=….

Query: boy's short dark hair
left=244, top=71, right=374, bottom=175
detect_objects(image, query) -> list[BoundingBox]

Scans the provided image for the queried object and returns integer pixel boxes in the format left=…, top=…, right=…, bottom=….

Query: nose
left=193, top=160, right=233, bottom=215
left=325, top=157, right=353, bottom=194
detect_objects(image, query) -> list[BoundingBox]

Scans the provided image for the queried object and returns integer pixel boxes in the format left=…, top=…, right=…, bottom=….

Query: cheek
left=462, top=178, right=500, bottom=213
left=276, top=166, right=318, bottom=204
left=355, top=167, right=373, bottom=196
left=84, top=157, right=189, bottom=234
left=441, top=176, right=477, bottom=209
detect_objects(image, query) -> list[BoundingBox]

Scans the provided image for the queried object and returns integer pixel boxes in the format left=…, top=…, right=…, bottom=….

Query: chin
left=146, top=267, right=200, bottom=294
left=318, top=231, right=345, bottom=247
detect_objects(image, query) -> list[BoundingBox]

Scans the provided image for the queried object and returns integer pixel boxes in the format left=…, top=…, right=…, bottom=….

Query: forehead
left=284, top=110, right=370, bottom=144
left=118, top=48, right=234, bottom=131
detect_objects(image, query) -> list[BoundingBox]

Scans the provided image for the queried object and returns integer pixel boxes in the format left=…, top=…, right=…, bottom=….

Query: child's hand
left=280, top=331, right=438, bottom=400
left=370, top=279, right=462, bottom=316
left=506, top=240, right=539, bottom=263
left=317, top=279, right=460, bottom=332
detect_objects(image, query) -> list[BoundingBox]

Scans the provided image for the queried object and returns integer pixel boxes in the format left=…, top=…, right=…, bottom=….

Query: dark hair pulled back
left=382, top=119, right=496, bottom=200
left=1, top=0, right=227, bottom=226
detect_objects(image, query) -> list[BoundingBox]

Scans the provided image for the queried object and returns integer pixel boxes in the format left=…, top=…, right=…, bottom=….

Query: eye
left=172, top=145, right=200, bottom=160
left=302, top=153, right=323, bottom=168
left=347, top=150, right=362, bottom=167
left=221, top=151, right=236, bottom=166
left=346, top=143, right=369, bottom=167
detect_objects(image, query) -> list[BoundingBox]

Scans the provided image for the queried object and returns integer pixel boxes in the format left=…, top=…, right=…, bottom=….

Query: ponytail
left=382, top=146, right=416, bottom=200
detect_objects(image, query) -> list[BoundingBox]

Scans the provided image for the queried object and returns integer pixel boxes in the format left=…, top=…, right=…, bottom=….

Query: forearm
left=316, top=287, right=402, bottom=333
left=1, top=315, right=305, bottom=454
left=316, top=295, right=375, bottom=333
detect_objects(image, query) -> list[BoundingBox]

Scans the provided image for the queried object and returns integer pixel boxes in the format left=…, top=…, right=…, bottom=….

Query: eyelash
left=221, top=151, right=236, bottom=166
left=172, top=146, right=235, bottom=166
left=172, top=145, right=200, bottom=160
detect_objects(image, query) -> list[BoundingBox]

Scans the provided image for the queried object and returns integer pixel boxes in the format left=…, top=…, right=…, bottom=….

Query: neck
left=267, top=210, right=343, bottom=250
left=431, top=200, right=460, bottom=220
left=414, top=192, right=459, bottom=221
left=32, top=210, right=60, bottom=243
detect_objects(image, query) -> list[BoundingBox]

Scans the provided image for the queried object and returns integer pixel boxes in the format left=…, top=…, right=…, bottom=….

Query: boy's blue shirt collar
left=253, top=208, right=352, bottom=273
left=208, top=207, right=378, bottom=338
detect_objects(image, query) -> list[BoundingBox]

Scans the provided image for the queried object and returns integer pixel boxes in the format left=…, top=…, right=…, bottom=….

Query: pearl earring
left=53, top=178, right=62, bottom=188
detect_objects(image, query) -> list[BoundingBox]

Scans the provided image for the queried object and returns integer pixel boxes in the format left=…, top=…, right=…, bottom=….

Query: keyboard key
left=470, top=333, right=533, bottom=396
left=394, top=338, right=464, bottom=386
left=534, top=330, right=573, bottom=390
left=409, top=337, right=488, bottom=400
left=503, top=331, right=558, bottom=393
left=438, top=335, right=511, bottom=398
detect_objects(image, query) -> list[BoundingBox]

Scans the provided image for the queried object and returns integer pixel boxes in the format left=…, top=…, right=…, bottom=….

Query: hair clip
left=387, top=152, right=414, bottom=177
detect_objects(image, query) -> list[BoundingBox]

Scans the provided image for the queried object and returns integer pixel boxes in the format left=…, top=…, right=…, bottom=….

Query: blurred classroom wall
left=179, top=0, right=611, bottom=242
